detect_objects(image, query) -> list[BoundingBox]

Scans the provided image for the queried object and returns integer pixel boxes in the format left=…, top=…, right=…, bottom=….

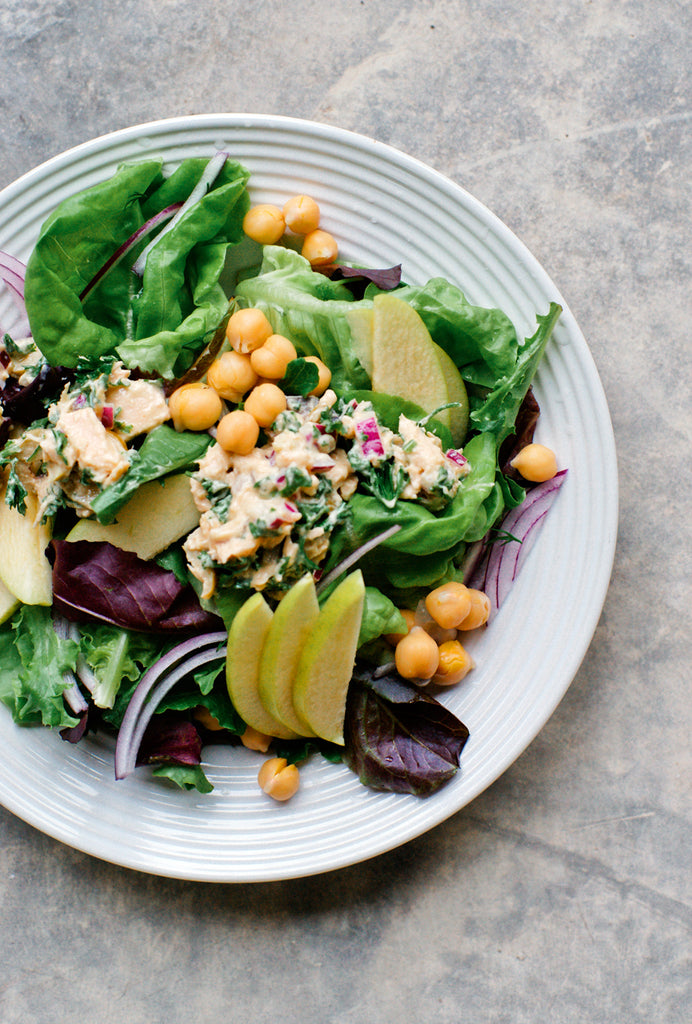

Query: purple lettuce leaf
left=60, top=708, right=91, bottom=744
left=317, top=263, right=402, bottom=298
left=0, top=364, right=75, bottom=445
left=51, top=540, right=222, bottom=633
left=136, top=715, right=203, bottom=767
left=343, top=669, right=470, bottom=796
left=499, top=387, right=541, bottom=483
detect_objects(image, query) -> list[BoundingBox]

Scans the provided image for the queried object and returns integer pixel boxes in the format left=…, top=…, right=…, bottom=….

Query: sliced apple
left=0, top=486, right=53, bottom=605
left=65, top=473, right=200, bottom=560
left=258, top=574, right=319, bottom=737
left=371, top=292, right=468, bottom=445
left=433, top=343, right=469, bottom=444
left=226, top=592, right=299, bottom=740
left=0, top=577, right=19, bottom=624
left=292, top=570, right=365, bottom=745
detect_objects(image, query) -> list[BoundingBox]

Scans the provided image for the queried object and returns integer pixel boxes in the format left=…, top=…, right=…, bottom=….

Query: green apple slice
left=0, top=577, right=19, bottom=624
left=292, top=570, right=365, bottom=745
left=371, top=292, right=468, bottom=446
left=0, top=488, right=53, bottom=605
left=432, top=343, right=469, bottom=444
left=226, top=592, right=299, bottom=740
left=258, top=574, right=319, bottom=737
left=65, top=473, right=200, bottom=561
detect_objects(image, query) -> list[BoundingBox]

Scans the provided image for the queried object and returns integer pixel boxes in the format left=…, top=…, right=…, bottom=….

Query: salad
left=0, top=152, right=566, bottom=801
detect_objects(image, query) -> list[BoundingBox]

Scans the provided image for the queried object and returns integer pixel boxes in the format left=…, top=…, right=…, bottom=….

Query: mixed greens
left=0, top=153, right=565, bottom=797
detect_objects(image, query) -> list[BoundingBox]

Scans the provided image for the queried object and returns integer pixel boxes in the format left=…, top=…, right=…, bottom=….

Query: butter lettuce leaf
left=325, top=432, right=499, bottom=590
left=24, top=156, right=251, bottom=377
left=358, top=588, right=407, bottom=648
left=236, top=246, right=371, bottom=390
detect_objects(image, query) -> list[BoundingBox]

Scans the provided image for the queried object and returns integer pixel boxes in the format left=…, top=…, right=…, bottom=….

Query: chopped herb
left=278, top=357, right=320, bottom=397
left=490, top=528, right=523, bottom=546
left=4, top=464, right=27, bottom=514
left=277, top=465, right=312, bottom=496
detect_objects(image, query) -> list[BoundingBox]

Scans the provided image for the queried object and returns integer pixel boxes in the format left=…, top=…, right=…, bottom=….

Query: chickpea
left=216, top=409, right=260, bottom=455
left=384, top=607, right=416, bottom=647
left=258, top=757, right=300, bottom=801
left=243, top=204, right=286, bottom=245
left=414, top=600, right=457, bottom=644
left=250, top=334, right=297, bottom=379
left=394, top=626, right=440, bottom=681
left=168, top=382, right=223, bottom=432
left=301, top=228, right=338, bottom=267
left=283, top=194, right=321, bottom=235
left=425, top=582, right=472, bottom=630
left=193, top=706, right=224, bottom=731
left=243, top=382, right=287, bottom=428
left=510, top=443, right=558, bottom=483
left=241, top=726, right=272, bottom=753
left=303, top=356, right=332, bottom=396
left=226, top=307, right=273, bottom=354
left=207, top=350, right=258, bottom=399
left=433, top=640, right=475, bottom=686
left=457, top=589, right=491, bottom=631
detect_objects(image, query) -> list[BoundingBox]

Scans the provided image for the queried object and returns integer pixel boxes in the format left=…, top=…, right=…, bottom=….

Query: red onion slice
left=316, top=524, right=401, bottom=594
left=114, top=631, right=227, bottom=779
left=123, top=647, right=225, bottom=779
left=78, top=203, right=183, bottom=303
left=52, top=615, right=89, bottom=714
left=445, top=448, right=468, bottom=469
left=0, top=251, right=26, bottom=299
left=466, top=469, right=568, bottom=617
left=0, top=251, right=29, bottom=336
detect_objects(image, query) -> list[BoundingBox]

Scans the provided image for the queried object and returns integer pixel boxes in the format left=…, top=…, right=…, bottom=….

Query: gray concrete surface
left=0, top=2, right=689, bottom=1022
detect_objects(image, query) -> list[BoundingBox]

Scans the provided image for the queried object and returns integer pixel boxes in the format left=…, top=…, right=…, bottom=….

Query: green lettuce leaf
left=469, top=303, right=562, bottom=443
left=0, top=606, right=79, bottom=728
left=278, top=357, right=320, bottom=396
left=155, top=663, right=244, bottom=733
left=24, top=156, right=251, bottom=377
left=78, top=622, right=168, bottom=710
left=236, top=246, right=371, bottom=390
left=358, top=588, right=407, bottom=648
left=91, top=423, right=212, bottom=524
left=24, top=159, right=165, bottom=365
left=152, top=763, right=214, bottom=793
left=367, top=277, right=521, bottom=387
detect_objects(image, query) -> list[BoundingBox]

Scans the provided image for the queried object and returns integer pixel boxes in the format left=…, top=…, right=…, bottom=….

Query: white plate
left=0, top=115, right=617, bottom=881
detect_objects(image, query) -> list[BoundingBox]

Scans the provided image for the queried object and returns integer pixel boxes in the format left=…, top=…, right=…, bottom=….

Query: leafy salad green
left=0, top=153, right=562, bottom=796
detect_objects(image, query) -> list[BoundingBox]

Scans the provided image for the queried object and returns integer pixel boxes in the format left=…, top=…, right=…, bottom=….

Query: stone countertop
left=0, top=2, right=689, bottom=1022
